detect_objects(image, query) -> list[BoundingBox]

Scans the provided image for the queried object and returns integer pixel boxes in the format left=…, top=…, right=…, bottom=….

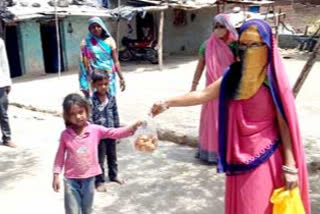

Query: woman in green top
left=191, top=14, right=238, bottom=164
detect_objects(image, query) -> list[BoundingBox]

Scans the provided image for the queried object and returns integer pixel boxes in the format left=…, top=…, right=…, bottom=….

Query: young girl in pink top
left=52, top=93, right=141, bottom=214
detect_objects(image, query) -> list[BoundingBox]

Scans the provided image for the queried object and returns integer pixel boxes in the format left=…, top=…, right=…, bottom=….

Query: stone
left=20, top=2, right=28, bottom=7
left=31, top=3, right=41, bottom=7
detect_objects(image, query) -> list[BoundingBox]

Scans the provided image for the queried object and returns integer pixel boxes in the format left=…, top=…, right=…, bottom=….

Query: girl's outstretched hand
left=130, top=121, right=143, bottom=133
left=52, top=174, right=60, bottom=192
left=151, top=101, right=168, bottom=117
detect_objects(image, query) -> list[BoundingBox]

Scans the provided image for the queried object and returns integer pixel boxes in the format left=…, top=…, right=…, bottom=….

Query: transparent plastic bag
left=132, top=116, right=158, bottom=153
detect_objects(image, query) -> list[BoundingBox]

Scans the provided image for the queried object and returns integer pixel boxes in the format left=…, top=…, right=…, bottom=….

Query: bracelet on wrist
left=192, top=81, right=198, bottom=85
left=282, top=165, right=298, bottom=174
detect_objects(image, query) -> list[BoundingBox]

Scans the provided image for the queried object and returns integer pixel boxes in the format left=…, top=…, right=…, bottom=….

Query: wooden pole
left=274, top=7, right=280, bottom=41
left=0, top=20, right=3, bottom=39
left=54, top=0, right=62, bottom=78
left=116, top=20, right=120, bottom=53
left=293, top=35, right=320, bottom=97
left=0, top=1, right=4, bottom=38
left=158, top=10, right=164, bottom=70
left=116, top=0, right=121, bottom=52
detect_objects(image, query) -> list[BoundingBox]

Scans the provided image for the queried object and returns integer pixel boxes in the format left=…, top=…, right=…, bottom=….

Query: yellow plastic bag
left=270, top=187, right=306, bottom=214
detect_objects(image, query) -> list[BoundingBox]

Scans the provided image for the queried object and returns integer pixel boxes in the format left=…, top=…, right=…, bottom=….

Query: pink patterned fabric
left=226, top=148, right=284, bottom=214
left=199, top=17, right=237, bottom=159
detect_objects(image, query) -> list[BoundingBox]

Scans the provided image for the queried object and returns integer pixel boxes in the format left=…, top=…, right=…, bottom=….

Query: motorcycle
left=119, top=37, right=158, bottom=64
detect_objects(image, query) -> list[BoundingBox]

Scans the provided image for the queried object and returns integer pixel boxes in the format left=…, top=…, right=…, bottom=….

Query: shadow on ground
left=0, top=148, right=38, bottom=191
left=309, top=165, right=320, bottom=213
left=280, top=48, right=320, bottom=61
left=93, top=138, right=320, bottom=214
left=94, top=140, right=225, bottom=214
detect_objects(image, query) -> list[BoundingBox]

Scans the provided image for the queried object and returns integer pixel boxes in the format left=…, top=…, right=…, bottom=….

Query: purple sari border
left=217, top=68, right=230, bottom=173
left=219, top=140, right=280, bottom=175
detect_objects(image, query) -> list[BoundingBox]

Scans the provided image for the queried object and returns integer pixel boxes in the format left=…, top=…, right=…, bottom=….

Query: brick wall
left=239, top=1, right=320, bottom=34
left=293, top=0, right=320, bottom=5
left=275, top=2, right=320, bottom=33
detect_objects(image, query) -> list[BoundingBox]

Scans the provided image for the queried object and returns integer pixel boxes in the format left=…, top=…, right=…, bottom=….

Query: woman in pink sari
left=191, top=14, right=238, bottom=164
left=151, top=19, right=310, bottom=214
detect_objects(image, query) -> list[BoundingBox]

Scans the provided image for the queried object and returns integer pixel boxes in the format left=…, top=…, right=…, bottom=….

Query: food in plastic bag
left=270, top=187, right=306, bottom=214
left=133, top=117, right=158, bottom=153
left=135, top=134, right=157, bottom=152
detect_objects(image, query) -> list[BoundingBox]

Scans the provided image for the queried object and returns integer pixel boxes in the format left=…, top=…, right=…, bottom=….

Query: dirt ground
left=0, top=106, right=320, bottom=214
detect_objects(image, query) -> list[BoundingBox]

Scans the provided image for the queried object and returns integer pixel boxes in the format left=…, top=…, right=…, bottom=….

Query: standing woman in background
left=191, top=14, right=238, bottom=163
left=79, top=16, right=126, bottom=98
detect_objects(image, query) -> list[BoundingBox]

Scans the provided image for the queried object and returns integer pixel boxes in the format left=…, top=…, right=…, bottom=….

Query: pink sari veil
left=199, top=14, right=237, bottom=158
left=271, top=36, right=310, bottom=214
left=205, top=14, right=238, bottom=82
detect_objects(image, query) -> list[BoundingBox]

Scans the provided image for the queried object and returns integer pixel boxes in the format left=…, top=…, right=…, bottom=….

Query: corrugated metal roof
left=127, top=0, right=217, bottom=9
left=1, top=0, right=217, bottom=21
left=2, top=0, right=111, bottom=21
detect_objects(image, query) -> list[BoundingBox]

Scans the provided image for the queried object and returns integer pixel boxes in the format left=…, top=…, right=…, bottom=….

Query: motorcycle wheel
left=144, top=48, right=158, bottom=64
left=119, top=49, right=133, bottom=62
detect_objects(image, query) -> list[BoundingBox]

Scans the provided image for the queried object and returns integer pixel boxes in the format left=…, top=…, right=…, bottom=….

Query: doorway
left=5, top=24, right=23, bottom=77
left=40, top=21, right=65, bottom=74
left=136, top=13, right=155, bottom=42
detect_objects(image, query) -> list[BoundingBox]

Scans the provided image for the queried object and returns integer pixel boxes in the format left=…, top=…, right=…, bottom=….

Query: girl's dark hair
left=62, top=93, right=90, bottom=127
left=91, top=69, right=110, bottom=83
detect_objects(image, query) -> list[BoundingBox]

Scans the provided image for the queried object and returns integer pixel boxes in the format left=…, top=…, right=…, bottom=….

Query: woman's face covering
left=238, top=26, right=267, bottom=62
left=89, top=23, right=103, bottom=37
left=213, top=22, right=228, bottom=38
left=238, top=42, right=267, bottom=61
